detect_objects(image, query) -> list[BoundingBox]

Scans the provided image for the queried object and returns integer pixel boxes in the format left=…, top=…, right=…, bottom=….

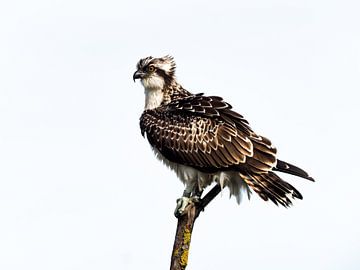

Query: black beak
left=133, top=70, right=145, bottom=82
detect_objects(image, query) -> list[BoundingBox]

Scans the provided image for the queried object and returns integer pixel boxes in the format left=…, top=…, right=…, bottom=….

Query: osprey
left=134, top=55, right=314, bottom=216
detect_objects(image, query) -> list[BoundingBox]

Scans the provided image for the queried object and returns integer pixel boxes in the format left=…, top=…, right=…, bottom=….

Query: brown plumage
left=135, top=55, right=314, bottom=207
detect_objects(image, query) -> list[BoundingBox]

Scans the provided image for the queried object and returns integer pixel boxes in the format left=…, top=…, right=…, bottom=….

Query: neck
left=143, top=80, right=192, bottom=110
left=144, top=87, right=164, bottom=110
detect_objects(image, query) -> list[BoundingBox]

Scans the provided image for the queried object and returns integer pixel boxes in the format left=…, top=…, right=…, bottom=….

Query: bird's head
left=133, top=55, right=176, bottom=91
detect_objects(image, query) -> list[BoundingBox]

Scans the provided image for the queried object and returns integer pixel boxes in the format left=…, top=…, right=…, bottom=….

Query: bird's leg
left=174, top=189, right=191, bottom=218
left=192, top=185, right=203, bottom=201
left=174, top=183, right=202, bottom=218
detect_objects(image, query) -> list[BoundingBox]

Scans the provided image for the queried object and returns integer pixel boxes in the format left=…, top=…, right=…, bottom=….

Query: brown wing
left=140, top=94, right=277, bottom=174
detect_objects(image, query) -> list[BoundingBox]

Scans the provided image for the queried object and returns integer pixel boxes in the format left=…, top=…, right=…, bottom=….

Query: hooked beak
left=133, top=70, right=145, bottom=82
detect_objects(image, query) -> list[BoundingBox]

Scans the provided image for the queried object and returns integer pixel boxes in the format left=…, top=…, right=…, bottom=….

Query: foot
left=174, top=196, right=200, bottom=218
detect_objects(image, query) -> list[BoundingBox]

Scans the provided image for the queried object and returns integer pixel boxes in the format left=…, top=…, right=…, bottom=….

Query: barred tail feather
left=241, top=172, right=302, bottom=207
left=275, top=159, right=315, bottom=181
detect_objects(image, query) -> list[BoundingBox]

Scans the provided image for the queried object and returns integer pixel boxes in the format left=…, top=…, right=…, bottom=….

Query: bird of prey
left=133, top=55, right=314, bottom=216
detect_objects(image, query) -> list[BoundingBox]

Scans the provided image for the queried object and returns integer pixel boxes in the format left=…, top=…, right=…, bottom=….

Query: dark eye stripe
left=156, top=69, right=166, bottom=76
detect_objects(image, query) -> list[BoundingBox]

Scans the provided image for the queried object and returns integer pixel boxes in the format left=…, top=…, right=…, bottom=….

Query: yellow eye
left=148, top=66, right=155, bottom=72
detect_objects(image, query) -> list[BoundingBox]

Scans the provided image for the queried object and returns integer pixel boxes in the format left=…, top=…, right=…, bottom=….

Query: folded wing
left=140, top=94, right=277, bottom=174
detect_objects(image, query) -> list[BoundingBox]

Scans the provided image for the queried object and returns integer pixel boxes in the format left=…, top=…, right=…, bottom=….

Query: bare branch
left=170, top=184, right=222, bottom=270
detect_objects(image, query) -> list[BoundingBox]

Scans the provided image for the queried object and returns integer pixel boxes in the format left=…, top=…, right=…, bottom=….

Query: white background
left=0, top=0, right=359, bottom=269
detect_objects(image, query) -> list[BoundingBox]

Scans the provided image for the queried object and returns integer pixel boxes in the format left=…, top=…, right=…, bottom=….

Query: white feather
left=144, top=88, right=163, bottom=110
left=151, top=147, right=251, bottom=204
left=142, top=75, right=165, bottom=110
left=141, top=74, right=165, bottom=91
left=156, top=62, right=172, bottom=73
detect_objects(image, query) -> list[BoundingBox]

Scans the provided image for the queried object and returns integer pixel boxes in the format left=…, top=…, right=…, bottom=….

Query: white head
left=133, top=55, right=176, bottom=109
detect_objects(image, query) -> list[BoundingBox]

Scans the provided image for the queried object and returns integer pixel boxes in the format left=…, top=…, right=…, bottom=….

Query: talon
left=174, top=196, right=201, bottom=217
left=174, top=196, right=191, bottom=217
left=192, top=195, right=200, bottom=203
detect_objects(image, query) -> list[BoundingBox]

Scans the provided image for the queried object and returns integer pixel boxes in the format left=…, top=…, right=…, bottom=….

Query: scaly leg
left=174, top=183, right=202, bottom=218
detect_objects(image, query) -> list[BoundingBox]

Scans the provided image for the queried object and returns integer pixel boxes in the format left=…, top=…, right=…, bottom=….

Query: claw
left=174, top=197, right=190, bottom=217
left=174, top=196, right=200, bottom=218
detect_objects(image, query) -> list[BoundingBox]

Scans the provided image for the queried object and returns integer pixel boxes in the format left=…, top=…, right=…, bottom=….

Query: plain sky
left=0, top=0, right=359, bottom=269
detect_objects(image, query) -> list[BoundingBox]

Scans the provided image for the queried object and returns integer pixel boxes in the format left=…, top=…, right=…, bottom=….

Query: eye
left=148, top=66, right=155, bottom=72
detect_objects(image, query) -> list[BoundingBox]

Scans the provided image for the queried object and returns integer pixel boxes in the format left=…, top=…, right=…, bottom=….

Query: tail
left=274, top=159, right=315, bottom=182
left=240, top=160, right=314, bottom=207
left=241, top=172, right=303, bottom=207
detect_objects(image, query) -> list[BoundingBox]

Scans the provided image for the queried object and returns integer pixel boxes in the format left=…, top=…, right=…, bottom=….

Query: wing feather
left=140, top=95, right=276, bottom=174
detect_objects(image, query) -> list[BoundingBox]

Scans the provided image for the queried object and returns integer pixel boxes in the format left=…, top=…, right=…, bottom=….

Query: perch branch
left=170, top=184, right=222, bottom=270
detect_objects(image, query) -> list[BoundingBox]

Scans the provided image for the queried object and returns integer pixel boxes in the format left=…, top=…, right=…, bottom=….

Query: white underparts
left=151, top=147, right=251, bottom=204
left=142, top=75, right=165, bottom=110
